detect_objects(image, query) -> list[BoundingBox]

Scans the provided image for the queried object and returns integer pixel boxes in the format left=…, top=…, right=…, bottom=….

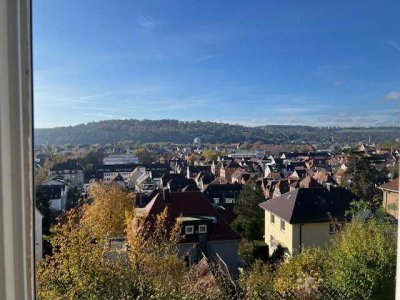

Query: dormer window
left=185, top=225, right=194, bottom=235
left=198, top=224, right=207, bottom=233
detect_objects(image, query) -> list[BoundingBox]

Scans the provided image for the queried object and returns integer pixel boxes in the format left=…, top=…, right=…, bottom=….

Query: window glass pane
left=280, top=220, right=285, bottom=231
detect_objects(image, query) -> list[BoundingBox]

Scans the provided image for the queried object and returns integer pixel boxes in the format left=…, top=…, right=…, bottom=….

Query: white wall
left=0, top=0, right=34, bottom=297
left=35, top=208, right=43, bottom=262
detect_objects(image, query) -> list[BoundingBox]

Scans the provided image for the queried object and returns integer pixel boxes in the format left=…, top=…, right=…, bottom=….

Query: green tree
left=35, top=187, right=52, bottom=235
left=36, top=182, right=227, bottom=299
left=66, top=186, right=80, bottom=210
left=202, top=148, right=219, bottom=161
left=238, top=260, right=275, bottom=299
left=127, top=208, right=226, bottom=299
left=35, top=158, right=54, bottom=186
left=232, top=180, right=265, bottom=241
left=36, top=219, right=141, bottom=300
left=134, top=148, right=154, bottom=164
left=343, top=155, right=388, bottom=212
left=274, top=247, right=325, bottom=293
left=238, top=239, right=256, bottom=265
left=325, top=219, right=396, bottom=300
left=81, top=150, right=104, bottom=171
left=239, top=142, right=252, bottom=150
left=81, top=183, right=135, bottom=239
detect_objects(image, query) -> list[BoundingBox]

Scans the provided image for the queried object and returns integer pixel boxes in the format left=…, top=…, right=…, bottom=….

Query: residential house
left=133, top=191, right=240, bottom=279
left=211, top=160, right=223, bottom=177
left=259, top=187, right=357, bottom=257
left=96, top=164, right=137, bottom=186
left=127, top=167, right=146, bottom=190
left=219, top=160, right=240, bottom=182
left=187, top=165, right=212, bottom=179
left=160, top=173, right=186, bottom=189
left=312, top=168, right=337, bottom=186
left=379, top=177, right=399, bottom=219
left=194, top=171, right=216, bottom=191
left=203, top=184, right=242, bottom=208
left=270, top=180, right=291, bottom=198
left=112, top=173, right=126, bottom=188
left=49, top=159, right=84, bottom=187
left=230, top=168, right=247, bottom=184
left=167, top=177, right=199, bottom=192
left=135, top=173, right=157, bottom=195
left=39, top=178, right=69, bottom=212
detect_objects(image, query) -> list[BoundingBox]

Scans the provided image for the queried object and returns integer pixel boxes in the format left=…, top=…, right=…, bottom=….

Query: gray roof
left=259, top=187, right=357, bottom=224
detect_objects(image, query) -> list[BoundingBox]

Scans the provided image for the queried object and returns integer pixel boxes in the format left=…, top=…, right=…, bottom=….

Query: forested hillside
left=34, top=119, right=400, bottom=145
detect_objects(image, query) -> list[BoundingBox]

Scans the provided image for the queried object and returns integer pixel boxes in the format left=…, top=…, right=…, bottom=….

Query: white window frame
left=0, top=0, right=34, bottom=298
left=225, top=198, right=235, bottom=204
left=185, top=225, right=194, bottom=235
left=198, top=224, right=207, bottom=234
left=270, top=213, right=275, bottom=224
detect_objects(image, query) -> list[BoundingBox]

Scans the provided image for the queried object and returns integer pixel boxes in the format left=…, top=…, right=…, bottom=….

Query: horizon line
left=34, top=118, right=400, bottom=130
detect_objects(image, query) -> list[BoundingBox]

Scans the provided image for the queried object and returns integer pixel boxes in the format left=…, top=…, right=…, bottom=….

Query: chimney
left=163, top=189, right=170, bottom=202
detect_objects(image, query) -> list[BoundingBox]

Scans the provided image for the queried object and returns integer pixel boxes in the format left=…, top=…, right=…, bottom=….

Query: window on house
left=270, top=214, right=275, bottom=224
left=198, top=224, right=207, bottom=233
left=280, top=219, right=285, bottom=231
left=185, top=225, right=194, bottom=235
left=270, top=235, right=274, bottom=241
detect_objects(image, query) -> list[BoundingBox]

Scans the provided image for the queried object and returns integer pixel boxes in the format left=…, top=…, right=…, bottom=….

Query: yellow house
left=379, top=177, right=399, bottom=219
left=259, top=187, right=357, bottom=257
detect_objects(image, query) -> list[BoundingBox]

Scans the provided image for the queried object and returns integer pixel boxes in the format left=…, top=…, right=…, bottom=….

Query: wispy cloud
left=218, top=108, right=400, bottom=127
left=54, top=92, right=112, bottom=104
left=386, top=40, right=400, bottom=52
left=80, top=112, right=126, bottom=120
left=385, top=91, right=400, bottom=101
left=195, top=54, right=221, bottom=63
left=333, top=80, right=345, bottom=86
left=137, top=15, right=159, bottom=32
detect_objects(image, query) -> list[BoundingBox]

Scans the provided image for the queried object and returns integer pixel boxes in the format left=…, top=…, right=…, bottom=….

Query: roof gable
left=144, top=191, right=240, bottom=241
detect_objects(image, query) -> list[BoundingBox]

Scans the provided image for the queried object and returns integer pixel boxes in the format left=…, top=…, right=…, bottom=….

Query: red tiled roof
left=379, top=177, right=399, bottom=192
left=143, top=191, right=240, bottom=241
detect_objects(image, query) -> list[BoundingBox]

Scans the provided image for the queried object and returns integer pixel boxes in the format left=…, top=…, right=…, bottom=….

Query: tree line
left=34, top=119, right=400, bottom=145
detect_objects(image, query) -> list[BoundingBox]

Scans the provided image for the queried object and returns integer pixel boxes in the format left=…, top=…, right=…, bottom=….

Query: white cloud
left=385, top=91, right=400, bottom=101
left=387, top=40, right=400, bottom=52
left=80, top=112, right=126, bottom=120
left=137, top=15, right=159, bottom=32
left=195, top=54, right=221, bottom=63
left=334, top=80, right=345, bottom=86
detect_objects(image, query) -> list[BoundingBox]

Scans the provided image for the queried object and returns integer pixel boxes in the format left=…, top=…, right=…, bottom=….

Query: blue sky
left=33, top=0, right=400, bottom=128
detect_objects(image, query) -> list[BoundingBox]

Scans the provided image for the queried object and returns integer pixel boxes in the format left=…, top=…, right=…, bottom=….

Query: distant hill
left=34, top=119, right=400, bottom=145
